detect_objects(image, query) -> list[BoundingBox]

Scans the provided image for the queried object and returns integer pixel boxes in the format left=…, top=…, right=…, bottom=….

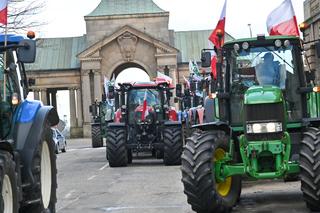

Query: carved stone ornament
left=117, top=32, right=138, bottom=62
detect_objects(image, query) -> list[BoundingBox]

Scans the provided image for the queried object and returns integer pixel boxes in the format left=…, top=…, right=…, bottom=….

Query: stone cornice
left=79, top=57, right=102, bottom=62
left=84, top=12, right=169, bottom=21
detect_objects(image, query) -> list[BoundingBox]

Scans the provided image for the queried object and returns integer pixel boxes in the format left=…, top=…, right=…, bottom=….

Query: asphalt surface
left=56, top=138, right=311, bottom=213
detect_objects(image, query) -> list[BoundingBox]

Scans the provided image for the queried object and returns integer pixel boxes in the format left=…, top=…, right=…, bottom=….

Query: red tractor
left=106, top=80, right=183, bottom=167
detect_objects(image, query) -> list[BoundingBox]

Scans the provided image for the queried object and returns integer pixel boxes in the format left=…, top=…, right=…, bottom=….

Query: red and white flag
left=0, top=0, right=7, bottom=25
left=141, top=90, right=149, bottom=121
left=209, top=0, right=227, bottom=49
left=267, top=0, right=299, bottom=36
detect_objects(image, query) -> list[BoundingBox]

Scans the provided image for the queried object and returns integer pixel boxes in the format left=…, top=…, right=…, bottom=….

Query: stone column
left=69, top=88, right=76, bottom=128
left=82, top=71, right=92, bottom=137
left=94, top=71, right=102, bottom=101
left=33, top=89, right=40, bottom=100
left=40, top=89, right=47, bottom=105
left=76, top=88, right=83, bottom=127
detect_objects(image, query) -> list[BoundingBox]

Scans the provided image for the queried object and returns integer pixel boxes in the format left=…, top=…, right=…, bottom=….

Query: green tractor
left=0, top=33, right=59, bottom=212
left=181, top=35, right=320, bottom=212
left=89, top=91, right=115, bottom=148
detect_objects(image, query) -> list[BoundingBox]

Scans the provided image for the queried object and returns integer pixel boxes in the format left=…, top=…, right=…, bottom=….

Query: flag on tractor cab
left=209, top=0, right=227, bottom=49
left=0, top=0, right=7, bottom=25
left=156, top=71, right=172, bottom=85
left=267, top=0, right=299, bottom=36
left=211, top=50, right=217, bottom=80
left=141, top=90, right=149, bottom=121
left=189, top=60, right=201, bottom=76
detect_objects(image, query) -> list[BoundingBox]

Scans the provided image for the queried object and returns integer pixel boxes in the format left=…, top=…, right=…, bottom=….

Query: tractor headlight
left=247, top=122, right=282, bottom=134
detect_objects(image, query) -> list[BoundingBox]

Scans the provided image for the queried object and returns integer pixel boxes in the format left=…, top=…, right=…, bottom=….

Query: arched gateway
left=26, top=0, right=234, bottom=137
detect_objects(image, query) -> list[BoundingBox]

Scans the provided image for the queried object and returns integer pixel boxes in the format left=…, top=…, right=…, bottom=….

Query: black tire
left=91, top=125, right=103, bottom=148
left=106, top=128, right=127, bottom=167
left=21, top=122, right=57, bottom=213
left=299, top=128, right=320, bottom=211
left=181, top=130, right=242, bottom=213
left=0, top=151, right=19, bottom=213
left=163, top=126, right=183, bottom=166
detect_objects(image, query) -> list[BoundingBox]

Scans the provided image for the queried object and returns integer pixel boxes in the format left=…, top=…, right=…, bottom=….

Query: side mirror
left=306, top=70, right=315, bottom=83
left=201, top=51, right=211, bottom=68
left=176, top=84, right=182, bottom=97
left=115, top=91, right=119, bottom=109
left=108, top=85, right=115, bottom=99
left=89, top=104, right=98, bottom=116
left=190, top=81, right=196, bottom=92
left=17, top=39, right=36, bottom=63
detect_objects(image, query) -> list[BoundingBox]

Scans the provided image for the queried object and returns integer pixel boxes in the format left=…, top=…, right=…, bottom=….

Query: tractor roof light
left=216, top=29, right=224, bottom=38
left=299, top=22, right=309, bottom=32
left=275, top=39, right=282, bottom=48
left=313, top=86, right=320, bottom=93
left=27, top=31, right=35, bottom=39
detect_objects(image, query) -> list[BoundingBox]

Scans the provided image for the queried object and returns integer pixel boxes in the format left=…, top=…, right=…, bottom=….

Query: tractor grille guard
left=244, top=103, right=285, bottom=141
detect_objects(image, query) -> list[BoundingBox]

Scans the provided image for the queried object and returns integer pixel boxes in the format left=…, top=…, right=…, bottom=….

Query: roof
left=0, top=34, right=25, bottom=44
left=174, top=30, right=234, bottom=63
left=86, top=0, right=167, bottom=17
left=26, top=29, right=235, bottom=71
left=224, top=35, right=300, bottom=45
left=26, top=36, right=86, bottom=71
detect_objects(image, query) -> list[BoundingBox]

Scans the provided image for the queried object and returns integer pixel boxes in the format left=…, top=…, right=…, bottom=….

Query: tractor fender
left=14, top=102, right=59, bottom=185
left=192, top=121, right=231, bottom=135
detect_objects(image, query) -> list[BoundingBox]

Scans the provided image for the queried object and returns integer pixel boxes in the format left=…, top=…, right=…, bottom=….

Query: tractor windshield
left=228, top=44, right=302, bottom=124
left=128, top=88, right=162, bottom=123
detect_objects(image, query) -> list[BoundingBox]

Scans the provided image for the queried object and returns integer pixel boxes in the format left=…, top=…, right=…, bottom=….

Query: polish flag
left=141, top=90, right=149, bottom=121
left=0, top=0, right=7, bottom=25
left=209, top=0, right=227, bottom=49
left=267, top=0, right=299, bottom=36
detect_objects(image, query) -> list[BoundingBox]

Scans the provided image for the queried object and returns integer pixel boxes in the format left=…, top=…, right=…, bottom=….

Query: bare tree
left=1, top=0, right=47, bottom=33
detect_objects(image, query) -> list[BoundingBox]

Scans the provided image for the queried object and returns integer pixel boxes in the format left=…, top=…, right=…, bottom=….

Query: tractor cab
left=222, top=36, right=307, bottom=127
left=0, top=34, right=36, bottom=140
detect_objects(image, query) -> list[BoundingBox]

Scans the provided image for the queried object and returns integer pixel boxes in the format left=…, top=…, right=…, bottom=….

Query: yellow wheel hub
left=214, top=148, right=232, bottom=197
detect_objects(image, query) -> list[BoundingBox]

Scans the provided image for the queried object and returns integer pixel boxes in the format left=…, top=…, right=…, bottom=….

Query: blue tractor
left=0, top=33, right=59, bottom=212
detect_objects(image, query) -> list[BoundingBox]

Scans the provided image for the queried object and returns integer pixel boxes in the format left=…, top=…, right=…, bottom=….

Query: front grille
left=245, top=103, right=284, bottom=141
left=245, top=103, right=284, bottom=122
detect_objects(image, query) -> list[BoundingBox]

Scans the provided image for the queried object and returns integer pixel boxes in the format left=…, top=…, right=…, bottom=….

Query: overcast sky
left=40, top=0, right=305, bottom=39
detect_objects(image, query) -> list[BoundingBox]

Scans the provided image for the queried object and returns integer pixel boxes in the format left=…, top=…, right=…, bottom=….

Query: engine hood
left=244, top=85, right=283, bottom=105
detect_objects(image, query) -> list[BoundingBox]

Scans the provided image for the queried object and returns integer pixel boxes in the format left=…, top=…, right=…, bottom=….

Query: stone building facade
left=26, top=0, right=233, bottom=137
left=302, top=0, right=320, bottom=83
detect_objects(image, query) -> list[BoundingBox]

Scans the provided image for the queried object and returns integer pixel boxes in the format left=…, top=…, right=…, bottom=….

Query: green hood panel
left=244, top=86, right=283, bottom=105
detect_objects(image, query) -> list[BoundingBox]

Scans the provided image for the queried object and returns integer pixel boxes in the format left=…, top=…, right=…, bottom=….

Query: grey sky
left=41, top=0, right=304, bottom=39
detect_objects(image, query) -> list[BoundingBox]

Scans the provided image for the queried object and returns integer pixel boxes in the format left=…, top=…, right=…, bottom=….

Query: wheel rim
left=2, top=174, right=13, bottom=213
left=214, top=148, right=232, bottom=197
left=41, top=141, right=52, bottom=209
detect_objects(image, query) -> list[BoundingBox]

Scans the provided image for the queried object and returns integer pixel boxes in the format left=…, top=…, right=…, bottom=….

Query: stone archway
left=78, top=26, right=178, bottom=137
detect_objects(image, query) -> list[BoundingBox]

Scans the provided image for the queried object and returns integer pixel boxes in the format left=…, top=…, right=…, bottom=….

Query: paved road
left=56, top=138, right=310, bottom=213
